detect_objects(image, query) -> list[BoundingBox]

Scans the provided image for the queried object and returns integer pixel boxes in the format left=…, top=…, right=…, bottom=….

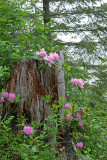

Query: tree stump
left=2, top=52, right=65, bottom=122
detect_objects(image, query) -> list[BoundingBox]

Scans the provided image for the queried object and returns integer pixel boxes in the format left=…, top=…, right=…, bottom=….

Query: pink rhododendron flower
left=44, top=55, right=53, bottom=64
left=48, top=53, right=55, bottom=61
left=71, top=78, right=78, bottom=86
left=64, top=103, right=71, bottom=109
left=0, top=97, right=4, bottom=103
left=66, top=112, right=71, bottom=121
left=76, top=113, right=81, bottom=120
left=8, top=93, right=16, bottom=102
left=74, top=113, right=81, bottom=120
left=65, top=95, right=67, bottom=99
left=36, top=48, right=46, bottom=57
left=2, top=91, right=8, bottom=98
left=36, top=49, right=59, bottom=64
left=78, top=79, right=84, bottom=88
left=48, top=52, right=59, bottom=61
left=23, top=125, right=33, bottom=135
left=76, top=142, right=83, bottom=148
left=71, top=78, right=84, bottom=88
left=44, top=55, right=48, bottom=61
left=36, top=52, right=40, bottom=55
left=78, top=122, right=83, bottom=127
left=52, top=52, right=59, bottom=61
left=47, top=56, right=53, bottom=64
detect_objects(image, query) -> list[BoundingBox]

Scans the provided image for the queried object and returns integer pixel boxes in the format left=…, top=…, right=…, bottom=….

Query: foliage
left=0, top=116, right=59, bottom=160
left=0, top=72, right=106, bottom=159
left=0, top=0, right=63, bottom=89
left=0, top=0, right=106, bottom=159
left=64, top=62, right=107, bottom=160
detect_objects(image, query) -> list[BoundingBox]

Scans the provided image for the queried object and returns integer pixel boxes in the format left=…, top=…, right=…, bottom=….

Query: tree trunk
left=43, top=0, right=50, bottom=24
left=2, top=52, right=65, bottom=122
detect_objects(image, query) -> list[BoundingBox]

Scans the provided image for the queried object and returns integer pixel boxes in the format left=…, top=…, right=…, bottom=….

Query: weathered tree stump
left=3, top=52, right=65, bottom=122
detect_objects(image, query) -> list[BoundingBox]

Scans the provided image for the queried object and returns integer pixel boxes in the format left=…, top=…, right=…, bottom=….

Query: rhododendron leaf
left=19, top=144, right=24, bottom=151
left=24, top=135, right=27, bottom=138
left=47, top=68, right=52, bottom=75
left=74, top=104, right=78, bottom=110
left=70, top=101, right=73, bottom=106
left=48, top=63, right=52, bottom=67
left=58, top=68, right=62, bottom=73
left=42, top=68, right=46, bottom=75
left=59, top=97, right=64, bottom=104
left=42, top=96, right=46, bottom=102
left=31, top=146, right=37, bottom=152
left=39, top=64, right=45, bottom=71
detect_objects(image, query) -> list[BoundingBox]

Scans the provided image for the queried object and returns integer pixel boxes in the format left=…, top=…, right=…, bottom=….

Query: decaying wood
left=3, top=52, right=65, bottom=122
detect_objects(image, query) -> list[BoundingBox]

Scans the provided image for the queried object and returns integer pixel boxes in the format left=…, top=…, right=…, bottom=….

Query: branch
left=51, top=28, right=107, bottom=32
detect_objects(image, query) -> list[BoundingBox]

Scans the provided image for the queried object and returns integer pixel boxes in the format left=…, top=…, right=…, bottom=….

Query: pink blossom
left=52, top=52, right=59, bottom=61
left=44, top=55, right=48, bottom=61
left=36, top=52, right=40, bottom=55
left=76, top=142, right=83, bottom=148
left=71, top=78, right=84, bottom=88
left=47, top=56, right=53, bottom=64
left=0, top=97, right=4, bottom=103
left=78, top=122, right=83, bottom=127
left=78, top=79, right=84, bottom=88
left=8, top=93, right=16, bottom=102
left=76, top=113, right=81, bottom=120
left=2, top=91, right=8, bottom=98
left=65, top=95, right=67, bottom=99
left=44, top=55, right=53, bottom=64
left=64, top=103, right=71, bottom=109
left=66, top=113, right=71, bottom=121
left=74, top=113, right=81, bottom=120
left=48, top=53, right=55, bottom=61
left=36, top=48, right=46, bottom=57
left=48, top=52, right=59, bottom=61
left=71, top=78, right=78, bottom=86
left=23, top=125, right=33, bottom=135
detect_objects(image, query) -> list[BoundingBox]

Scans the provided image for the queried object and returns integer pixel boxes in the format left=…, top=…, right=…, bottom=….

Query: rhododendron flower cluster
left=2, top=91, right=8, bottom=97
left=76, top=142, right=83, bottom=148
left=71, top=78, right=84, bottom=88
left=74, top=113, right=81, bottom=120
left=8, top=93, right=16, bottom=102
left=23, top=125, right=33, bottom=135
left=66, top=112, right=71, bottom=121
left=36, top=48, right=59, bottom=64
left=64, top=103, right=71, bottom=109
left=44, top=55, right=53, bottom=64
left=44, top=52, right=59, bottom=64
left=0, top=97, right=4, bottom=103
left=0, top=91, right=16, bottom=103
left=78, top=122, right=83, bottom=127
left=36, top=48, right=46, bottom=57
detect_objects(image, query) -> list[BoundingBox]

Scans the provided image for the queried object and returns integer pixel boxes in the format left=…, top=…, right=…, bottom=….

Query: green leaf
left=42, top=68, right=46, bottom=75
left=31, top=146, right=37, bottom=152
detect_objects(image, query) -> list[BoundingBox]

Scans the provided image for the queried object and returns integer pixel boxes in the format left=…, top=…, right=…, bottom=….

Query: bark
left=43, top=0, right=50, bottom=24
left=2, top=52, right=65, bottom=122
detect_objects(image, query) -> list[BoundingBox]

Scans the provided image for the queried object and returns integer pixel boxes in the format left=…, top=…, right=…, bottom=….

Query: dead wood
left=3, top=52, right=65, bottom=122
